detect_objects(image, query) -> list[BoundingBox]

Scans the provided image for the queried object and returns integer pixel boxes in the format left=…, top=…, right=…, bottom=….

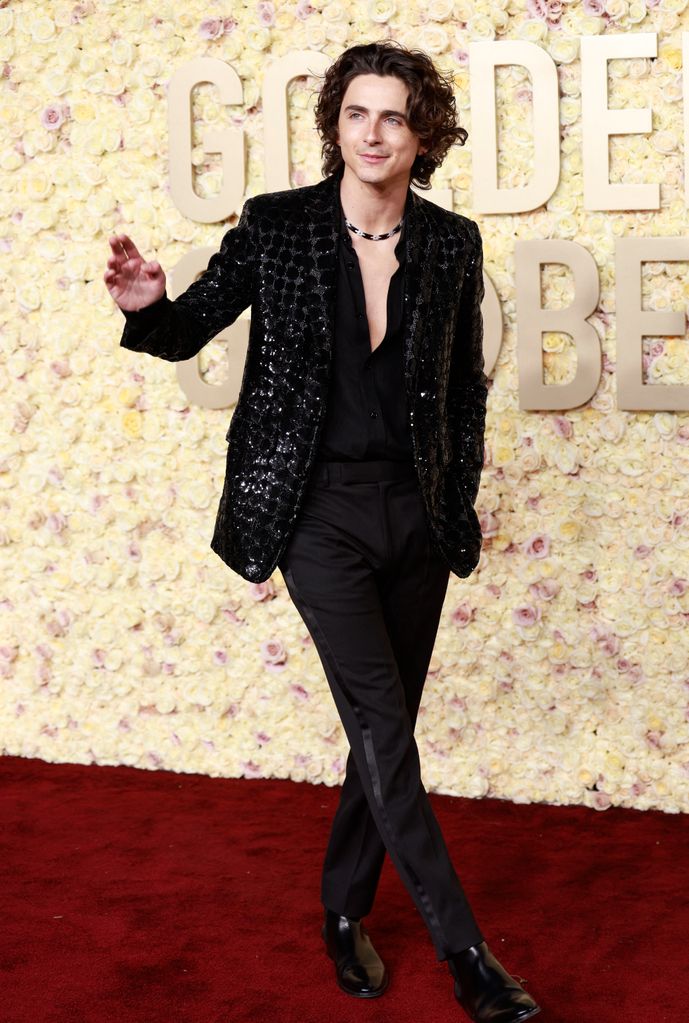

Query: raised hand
left=104, top=233, right=167, bottom=312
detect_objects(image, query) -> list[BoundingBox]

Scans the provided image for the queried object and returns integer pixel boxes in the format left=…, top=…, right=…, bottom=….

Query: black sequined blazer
left=119, top=170, right=488, bottom=583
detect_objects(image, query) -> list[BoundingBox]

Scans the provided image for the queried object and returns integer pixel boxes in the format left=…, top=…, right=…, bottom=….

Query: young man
left=105, top=41, right=541, bottom=1023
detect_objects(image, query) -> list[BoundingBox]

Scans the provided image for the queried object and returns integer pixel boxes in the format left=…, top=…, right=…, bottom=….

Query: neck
left=338, top=165, right=409, bottom=235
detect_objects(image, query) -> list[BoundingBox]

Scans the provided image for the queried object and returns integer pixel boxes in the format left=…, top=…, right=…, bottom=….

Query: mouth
left=360, top=154, right=388, bottom=163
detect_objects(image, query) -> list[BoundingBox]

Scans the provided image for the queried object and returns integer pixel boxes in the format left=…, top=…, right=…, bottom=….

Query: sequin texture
left=119, top=170, right=488, bottom=582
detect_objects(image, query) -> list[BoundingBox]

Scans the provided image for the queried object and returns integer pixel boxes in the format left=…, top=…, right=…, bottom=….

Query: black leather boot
left=448, top=941, right=541, bottom=1022
left=321, top=908, right=389, bottom=998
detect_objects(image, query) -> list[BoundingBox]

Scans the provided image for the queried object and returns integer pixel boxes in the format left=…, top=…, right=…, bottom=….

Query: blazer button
left=369, top=410, right=378, bottom=418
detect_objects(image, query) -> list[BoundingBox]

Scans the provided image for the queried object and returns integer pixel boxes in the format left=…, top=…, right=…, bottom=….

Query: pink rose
left=668, top=578, right=688, bottom=597
left=296, top=0, right=315, bottom=19
left=257, top=1, right=275, bottom=26
left=589, top=624, right=620, bottom=656
left=526, top=0, right=563, bottom=26
left=529, top=578, right=560, bottom=600
left=552, top=415, right=573, bottom=438
left=591, top=791, right=612, bottom=811
left=479, top=511, right=499, bottom=537
left=199, top=18, right=225, bottom=40
left=601, top=635, right=620, bottom=656
left=261, top=638, right=287, bottom=670
left=522, top=533, right=550, bottom=559
left=512, top=604, right=541, bottom=627
left=45, top=512, right=67, bottom=534
left=451, top=603, right=474, bottom=628
left=71, top=2, right=95, bottom=22
left=41, top=104, right=66, bottom=131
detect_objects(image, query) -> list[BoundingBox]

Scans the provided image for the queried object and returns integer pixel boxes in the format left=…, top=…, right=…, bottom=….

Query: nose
left=364, top=118, right=383, bottom=145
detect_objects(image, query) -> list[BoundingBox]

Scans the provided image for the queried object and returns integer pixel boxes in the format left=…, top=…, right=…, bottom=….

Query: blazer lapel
left=403, top=190, right=439, bottom=405
left=299, top=174, right=340, bottom=386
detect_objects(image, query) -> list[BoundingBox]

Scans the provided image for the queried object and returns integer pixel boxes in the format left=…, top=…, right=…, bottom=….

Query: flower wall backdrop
left=1, top=0, right=688, bottom=814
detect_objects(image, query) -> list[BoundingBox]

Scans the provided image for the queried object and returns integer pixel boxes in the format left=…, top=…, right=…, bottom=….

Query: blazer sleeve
left=118, top=198, right=256, bottom=362
left=446, top=219, right=488, bottom=507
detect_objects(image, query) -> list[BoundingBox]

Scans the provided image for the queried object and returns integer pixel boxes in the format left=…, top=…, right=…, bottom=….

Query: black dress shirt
left=315, top=199, right=414, bottom=463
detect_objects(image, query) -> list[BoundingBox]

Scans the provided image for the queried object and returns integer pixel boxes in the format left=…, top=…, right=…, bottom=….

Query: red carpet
left=1, top=754, right=687, bottom=1023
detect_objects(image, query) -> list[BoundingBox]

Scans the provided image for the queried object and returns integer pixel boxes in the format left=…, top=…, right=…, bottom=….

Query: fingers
left=109, top=232, right=142, bottom=262
left=108, top=235, right=159, bottom=271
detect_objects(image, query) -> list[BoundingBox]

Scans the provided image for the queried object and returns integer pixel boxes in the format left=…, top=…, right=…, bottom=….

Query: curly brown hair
left=312, top=40, right=467, bottom=190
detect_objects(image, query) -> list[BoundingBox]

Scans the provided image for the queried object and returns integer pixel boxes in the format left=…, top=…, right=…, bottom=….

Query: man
left=105, top=40, right=541, bottom=1023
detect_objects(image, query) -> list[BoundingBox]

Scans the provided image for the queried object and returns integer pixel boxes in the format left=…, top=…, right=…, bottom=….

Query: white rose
left=468, top=14, right=497, bottom=39
left=549, top=35, right=579, bottom=63
left=111, top=39, right=134, bottom=65
left=30, top=16, right=57, bottom=42
left=428, top=0, right=454, bottom=19
left=517, top=19, right=548, bottom=41
left=417, top=24, right=449, bottom=53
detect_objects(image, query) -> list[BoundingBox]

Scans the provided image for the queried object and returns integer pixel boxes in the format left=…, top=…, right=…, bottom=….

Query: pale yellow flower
left=122, top=411, right=143, bottom=439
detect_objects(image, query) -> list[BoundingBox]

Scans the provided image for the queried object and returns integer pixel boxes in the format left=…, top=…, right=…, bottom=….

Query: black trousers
left=277, top=459, right=484, bottom=961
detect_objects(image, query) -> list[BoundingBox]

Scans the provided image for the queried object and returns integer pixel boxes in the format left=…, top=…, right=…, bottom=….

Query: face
left=335, top=73, right=427, bottom=188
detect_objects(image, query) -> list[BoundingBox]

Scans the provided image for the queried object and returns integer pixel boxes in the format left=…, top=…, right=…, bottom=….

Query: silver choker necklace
left=345, top=216, right=404, bottom=241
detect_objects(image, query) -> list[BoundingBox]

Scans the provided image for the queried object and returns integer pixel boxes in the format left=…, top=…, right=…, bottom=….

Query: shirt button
left=369, top=410, right=378, bottom=418
left=347, top=262, right=355, bottom=270
left=357, top=312, right=364, bottom=319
